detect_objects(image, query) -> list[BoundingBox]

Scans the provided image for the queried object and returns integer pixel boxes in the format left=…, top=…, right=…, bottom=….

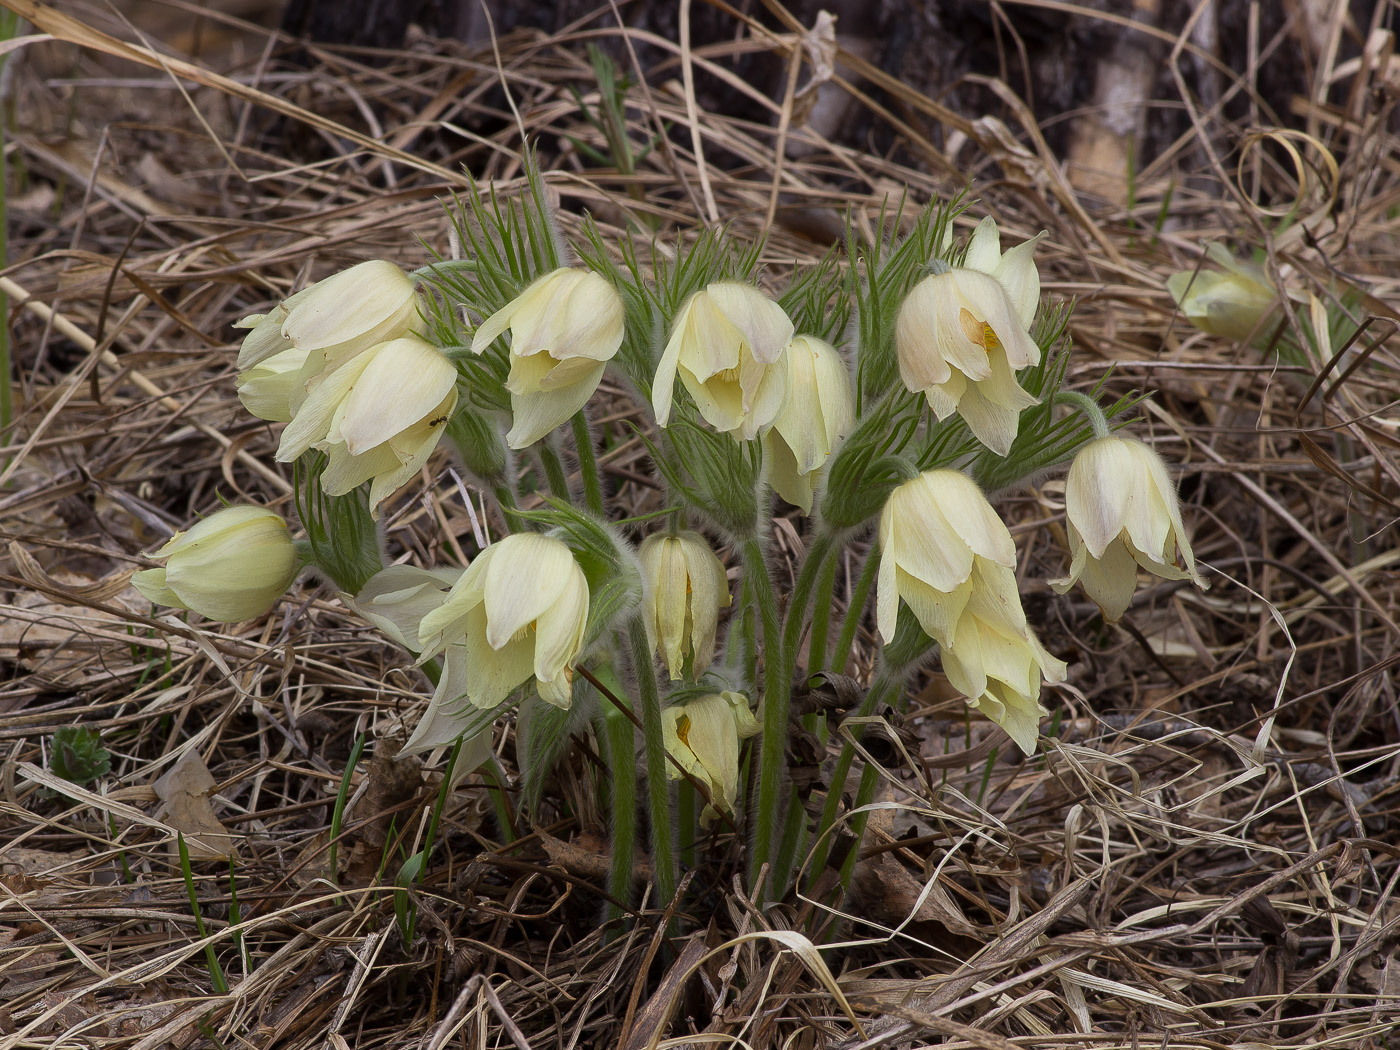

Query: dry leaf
left=152, top=750, right=237, bottom=860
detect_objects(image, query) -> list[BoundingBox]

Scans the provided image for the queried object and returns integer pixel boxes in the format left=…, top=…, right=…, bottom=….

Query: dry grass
left=2, top=1, right=1400, bottom=1047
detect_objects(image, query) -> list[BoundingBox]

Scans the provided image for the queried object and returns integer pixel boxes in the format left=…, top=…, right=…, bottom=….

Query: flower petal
left=482, top=533, right=578, bottom=650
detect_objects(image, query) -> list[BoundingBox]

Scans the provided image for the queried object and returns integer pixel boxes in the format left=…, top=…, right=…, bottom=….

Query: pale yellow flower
left=1051, top=436, right=1203, bottom=622
left=763, top=335, right=854, bottom=513
left=896, top=217, right=1044, bottom=455
left=471, top=267, right=625, bottom=449
left=340, top=565, right=495, bottom=763
left=878, top=470, right=1062, bottom=754
left=653, top=282, right=794, bottom=440
left=275, top=336, right=458, bottom=512
left=938, top=559, right=1065, bottom=755
left=1166, top=244, right=1277, bottom=341
left=639, top=531, right=731, bottom=680
left=661, top=691, right=759, bottom=825
left=417, top=533, right=590, bottom=710
left=132, top=506, right=296, bottom=622
left=876, top=470, right=1017, bottom=646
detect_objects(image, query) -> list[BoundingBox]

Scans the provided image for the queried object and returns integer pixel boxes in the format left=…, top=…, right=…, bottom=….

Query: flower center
left=958, top=308, right=1002, bottom=354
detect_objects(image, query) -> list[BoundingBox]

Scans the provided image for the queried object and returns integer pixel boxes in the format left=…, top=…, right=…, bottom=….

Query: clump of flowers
left=139, top=166, right=1208, bottom=917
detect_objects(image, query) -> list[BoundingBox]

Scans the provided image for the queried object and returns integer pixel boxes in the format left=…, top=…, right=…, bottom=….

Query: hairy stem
left=598, top=701, right=638, bottom=928
left=1053, top=389, right=1110, bottom=441
left=746, top=530, right=836, bottom=898
left=571, top=411, right=605, bottom=516
left=627, top=618, right=677, bottom=917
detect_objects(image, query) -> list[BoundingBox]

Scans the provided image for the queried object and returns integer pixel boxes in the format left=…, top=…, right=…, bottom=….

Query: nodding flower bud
left=661, top=691, right=759, bottom=825
left=896, top=217, right=1044, bottom=456
left=1166, top=244, right=1277, bottom=342
left=1051, top=436, right=1203, bottom=622
left=470, top=267, right=625, bottom=449
left=132, top=506, right=297, bottom=622
left=878, top=470, right=1063, bottom=754
left=639, top=530, right=731, bottom=680
left=764, top=335, right=854, bottom=514
left=652, top=281, right=794, bottom=441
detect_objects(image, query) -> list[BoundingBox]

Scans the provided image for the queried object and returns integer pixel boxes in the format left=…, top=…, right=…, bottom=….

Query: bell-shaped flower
left=652, top=281, right=794, bottom=440
left=275, top=336, right=458, bottom=512
left=417, top=532, right=590, bottom=711
left=896, top=217, right=1045, bottom=455
left=1051, top=436, right=1203, bottom=622
left=470, top=267, right=625, bottom=449
left=876, top=469, right=1017, bottom=646
left=763, top=335, right=855, bottom=513
left=938, top=559, right=1066, bottom=755
left=281, top=259, right=420, bottom=381
left=132, top=506, right=297, bottom=622
left=1166, top=244, right=1277, bottom=341
left=237, top=345, right=309, bottom=423
left=661, top=691, right=759, bottom=825
left=639, top=531, right=731, bottom=680
left=878, top=470, right=1063, bottom=754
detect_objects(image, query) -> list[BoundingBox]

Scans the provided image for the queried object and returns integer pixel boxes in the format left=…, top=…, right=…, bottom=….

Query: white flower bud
left=639, top=531, right=731, bottom=680
left=662, top=691, right=759, bottom=825
left=132, top=506, right=296, bottom=622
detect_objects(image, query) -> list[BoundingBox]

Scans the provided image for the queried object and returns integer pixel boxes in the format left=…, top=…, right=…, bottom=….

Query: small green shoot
left=976, top=746, right=999, bottom=806
left=394, top=733, right=465, bottom=944
left=328, top=730, right=366, bottom=904
left=178, top=833, right=228, bottom=995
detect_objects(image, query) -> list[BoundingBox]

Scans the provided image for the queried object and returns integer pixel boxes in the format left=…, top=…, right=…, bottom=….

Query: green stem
left=627, top=618, right=677, bottom=918
left=838, top=763, right=881, bottom=888
left=483, top=757, right=518, bottom=844
left=833, top=546, right=880, bottom=676
left=746, top=531, right=836, bottom=898
left=1053, top=390, right=1110, bottom=441
left=806, top=671, right=900, bottom=887
left=598, top=700, right=638, bottom=928
left=493, top=483, right=520, bottom=532
left=571, top=411, right=604, bottom=516
left=538, top=438, right=571, bottom=502
left=742, top=537, right=783, bottom=897
left=807, top=548, right=840, bottom=675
